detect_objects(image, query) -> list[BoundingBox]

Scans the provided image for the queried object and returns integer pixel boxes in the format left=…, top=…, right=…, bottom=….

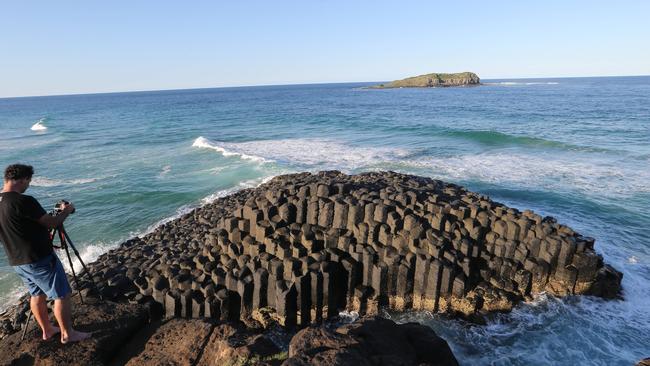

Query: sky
left=1, top=0, right=649, bottom=98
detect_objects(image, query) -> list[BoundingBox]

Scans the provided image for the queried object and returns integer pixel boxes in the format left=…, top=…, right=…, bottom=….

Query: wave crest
left=406, top=153, right=650, bottom=197
left=192, top=137, right=269, bottom=163
left=193, top=137, right=410, bottom=171
left=30, top=177, right=98, bottom=187
left=486, top=81, right=560, bottom=86
left=443, top=129, right=606, bottom=152
left=30, top=118, right=48, bottom=131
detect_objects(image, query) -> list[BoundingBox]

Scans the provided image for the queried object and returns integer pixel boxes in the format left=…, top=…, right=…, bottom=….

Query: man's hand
left=37, top=201, right=75, bottom=229
left=61, top=202, right=75, bottom=214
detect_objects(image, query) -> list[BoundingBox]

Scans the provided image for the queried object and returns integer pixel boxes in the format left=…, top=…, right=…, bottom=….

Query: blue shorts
left=13, top=253, right=72, bottom=300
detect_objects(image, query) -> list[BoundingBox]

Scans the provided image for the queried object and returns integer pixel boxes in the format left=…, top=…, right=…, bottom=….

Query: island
left=373, top=72, right=480, bottom=88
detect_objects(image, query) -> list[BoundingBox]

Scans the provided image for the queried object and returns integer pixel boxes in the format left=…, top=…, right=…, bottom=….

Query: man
left=0, top=164, right=90, bottom=344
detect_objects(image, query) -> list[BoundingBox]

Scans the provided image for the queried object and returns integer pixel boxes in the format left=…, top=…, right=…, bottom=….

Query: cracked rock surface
left=68, top=170, right=618, bottom=325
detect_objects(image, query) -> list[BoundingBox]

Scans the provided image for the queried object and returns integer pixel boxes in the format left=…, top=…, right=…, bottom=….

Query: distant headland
left=373, top=72, right=480, bottom=88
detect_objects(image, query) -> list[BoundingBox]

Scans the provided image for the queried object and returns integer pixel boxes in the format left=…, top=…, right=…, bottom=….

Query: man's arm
left=37, top=203, right=75, bottom=229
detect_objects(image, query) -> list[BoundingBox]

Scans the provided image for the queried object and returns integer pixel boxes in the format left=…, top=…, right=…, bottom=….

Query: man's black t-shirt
left=0, top=192, right=52, bottom=266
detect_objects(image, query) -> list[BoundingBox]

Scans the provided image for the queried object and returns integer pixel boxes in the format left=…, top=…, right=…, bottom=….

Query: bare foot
left=61, top=330, right=91, bottom=344
left=43, top=326, right=60, bottom=341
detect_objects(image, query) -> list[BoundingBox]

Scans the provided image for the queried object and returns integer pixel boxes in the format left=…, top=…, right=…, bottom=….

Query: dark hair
left=4, top=164, right=34, bottom=181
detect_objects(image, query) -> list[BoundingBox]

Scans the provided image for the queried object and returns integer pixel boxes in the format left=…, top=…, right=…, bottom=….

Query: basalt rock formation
left=374, top=72, right=480, bottom=88
left=0, top=171, right=622, bottom=350
left=63, top=170, right=622, bottom=327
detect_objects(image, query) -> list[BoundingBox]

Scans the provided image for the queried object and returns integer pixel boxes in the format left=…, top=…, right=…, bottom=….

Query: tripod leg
left=20, top=311, right=32, bottom=341
left=62, top=229, right=103, bottom=301
left=63, top=243, right=84, bottom=305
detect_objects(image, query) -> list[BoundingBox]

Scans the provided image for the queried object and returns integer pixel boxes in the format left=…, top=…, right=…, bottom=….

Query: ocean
left=0, top=76, right=648, bottom=365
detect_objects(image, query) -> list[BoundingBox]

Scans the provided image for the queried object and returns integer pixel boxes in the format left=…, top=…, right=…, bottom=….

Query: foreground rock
left=373, top=72, right=480, bottom=88
left=285, top=316, right=458, bottom=366
left=0, top=297, right=148, bottom=366
left=125, top=318, right=285, bottom=366
left=0, top=298, right=453, bottom=365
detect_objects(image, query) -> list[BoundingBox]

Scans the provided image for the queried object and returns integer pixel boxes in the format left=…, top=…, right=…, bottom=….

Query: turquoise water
left=1, top=77, right=649, bottom=364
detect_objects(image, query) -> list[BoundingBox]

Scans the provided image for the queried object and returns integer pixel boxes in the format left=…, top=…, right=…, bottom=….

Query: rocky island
left=0, top=171, right=623, bottom=365
left=373, top=72, right=480, bottom=88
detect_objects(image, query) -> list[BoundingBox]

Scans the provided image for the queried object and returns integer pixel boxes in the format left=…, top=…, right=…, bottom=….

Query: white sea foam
left=0, top=283, right=29, bottom=313
left=192, top=136, right=269, bottom=163
left=30, top=118, right=48, bottom=131
left=486, top=81, right=559, bottom=86
left=200, top=175, right=276, bottom=205
left=390, top=286, right=650, bottom=365
left=338, top=310, right=360, bottom=324
left=193, top=136, right=409, bottom=171
left=193, top=137, right=648, bottom=198
left=159, top=165, right=172, bottom=177
left=30, top=177, right=98, bottom=187
left=207, top=166, right=226, bottom=174
left=405, top=152, right=650, bottom=198
left=59, top=240, right=121, bottom=275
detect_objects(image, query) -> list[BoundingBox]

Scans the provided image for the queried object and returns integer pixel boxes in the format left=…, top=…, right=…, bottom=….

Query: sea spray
left=192, top=136, right=270, bottom=163
left=30, top=118, right=48, bottom=131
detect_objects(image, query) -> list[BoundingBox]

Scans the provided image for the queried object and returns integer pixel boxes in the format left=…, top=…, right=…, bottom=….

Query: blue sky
left=1, top=0, right=649, bottom=97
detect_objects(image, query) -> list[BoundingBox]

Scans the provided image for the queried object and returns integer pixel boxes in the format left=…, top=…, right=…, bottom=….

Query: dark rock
left=284, top=316, right=458, bottom=366
left=0, top=297, right=148, bottom=366
left=125, top=318, right=213, bottom=365
left=636, top=358, right=650, bottom=366
left=197, top=322, right=284, bottom=366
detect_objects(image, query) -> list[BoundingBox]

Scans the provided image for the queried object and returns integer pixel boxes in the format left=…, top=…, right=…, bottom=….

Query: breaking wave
left=192, top=136, right=269, bottom=163
left=30, top=118, right=48, bottom=131
left=30, top=177, right=98, bottom=187
left=193, top=136, right=410, bottom=171
left=486, top=81, right=560, bottom=86
left=405, top=152, right=650, bottom=198
left=193, top=137, right=647, bottom=198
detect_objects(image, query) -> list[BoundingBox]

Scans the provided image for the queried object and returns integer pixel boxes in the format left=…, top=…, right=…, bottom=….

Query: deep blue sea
left=1, top=76, right=648, bottom=364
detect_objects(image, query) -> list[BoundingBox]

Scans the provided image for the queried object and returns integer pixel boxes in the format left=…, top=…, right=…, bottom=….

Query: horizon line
left=2, top=73, right=649, bottom=100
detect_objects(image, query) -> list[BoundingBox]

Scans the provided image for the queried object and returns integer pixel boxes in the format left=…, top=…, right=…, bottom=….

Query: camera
left=54, top=200, right=75, bottom=214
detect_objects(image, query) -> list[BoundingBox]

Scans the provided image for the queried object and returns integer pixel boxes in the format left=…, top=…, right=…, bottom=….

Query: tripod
left=21, top=224, right=101, bottom=340
left=49, top=224, right=99, bottom=305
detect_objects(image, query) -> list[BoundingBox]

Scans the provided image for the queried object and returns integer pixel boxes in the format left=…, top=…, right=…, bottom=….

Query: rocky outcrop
left=1, top=170, right=619, bottom=332
left=637, top=358, right=650, bottom=366
left=284, top=316, right=458, bottom=366
left=374, top=72, right=480, bottom=88
left=61, top=171, right=618, bottom=326
left=0, top=171, right=623, bottom=364
left=0, top=297, right=149, bottom=366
